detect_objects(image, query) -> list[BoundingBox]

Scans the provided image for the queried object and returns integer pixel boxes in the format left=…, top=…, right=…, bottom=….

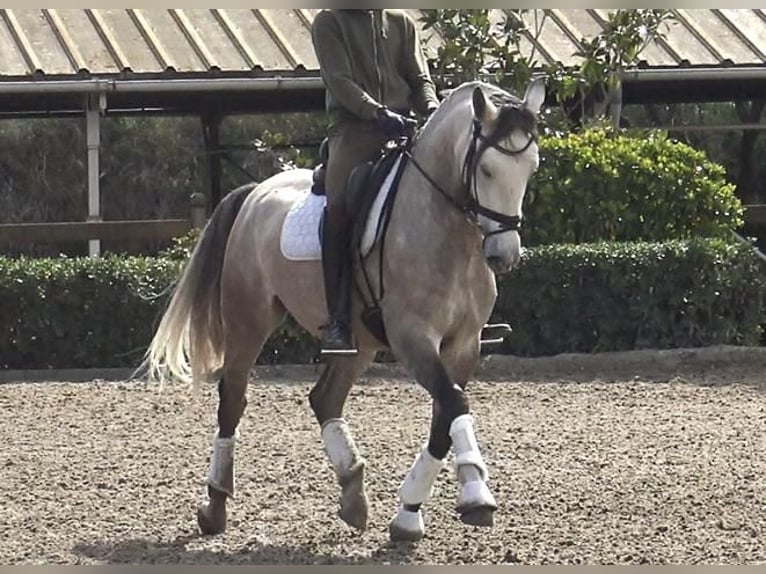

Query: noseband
left=405, top=114, right=536, bottom=239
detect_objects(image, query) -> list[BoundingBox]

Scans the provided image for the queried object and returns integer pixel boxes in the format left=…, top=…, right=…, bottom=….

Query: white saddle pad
left=280, top=155, right=402, bottom=261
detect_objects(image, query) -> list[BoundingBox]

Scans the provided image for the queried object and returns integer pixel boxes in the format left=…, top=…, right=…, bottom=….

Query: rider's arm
left=311, top=11, right=384, bottom=121
left=401, top=14, right=440, bottom=117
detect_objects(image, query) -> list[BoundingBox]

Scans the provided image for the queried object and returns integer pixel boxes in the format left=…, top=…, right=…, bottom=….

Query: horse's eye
left=480, top=164, right=493, bottom=179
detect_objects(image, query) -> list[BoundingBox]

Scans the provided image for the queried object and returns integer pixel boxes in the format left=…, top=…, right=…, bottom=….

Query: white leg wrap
left=206, top=433, right=236, bottom=497
left=321, top=418, right=363, bottom=479
left=450, top=414, right=489, bottom=482
left=398, top=442, right=444, bottom=506
left=450, top=414, right=496, bottom=511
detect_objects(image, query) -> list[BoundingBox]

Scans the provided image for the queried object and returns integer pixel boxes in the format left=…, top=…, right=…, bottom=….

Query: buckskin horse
left=138, top=78, right=546, bottom=542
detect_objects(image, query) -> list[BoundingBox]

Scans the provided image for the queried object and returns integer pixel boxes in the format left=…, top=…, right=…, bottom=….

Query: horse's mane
left=431, top=81, right=538, bottom=145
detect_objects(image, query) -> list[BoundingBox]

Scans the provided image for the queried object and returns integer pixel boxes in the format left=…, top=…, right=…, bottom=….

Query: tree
left=419, top=9, right=676, bottom=130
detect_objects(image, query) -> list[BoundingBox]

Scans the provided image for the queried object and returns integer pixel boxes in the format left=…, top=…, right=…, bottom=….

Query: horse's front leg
left=442, top=338, right=496, bottom=526
left=389, top=333, right=496, bottom=540
left=388, top=433, right=445, bottom=541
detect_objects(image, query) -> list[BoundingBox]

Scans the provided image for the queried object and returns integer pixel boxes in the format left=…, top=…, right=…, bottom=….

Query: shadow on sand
left=72, top=531, right=419, bottom=565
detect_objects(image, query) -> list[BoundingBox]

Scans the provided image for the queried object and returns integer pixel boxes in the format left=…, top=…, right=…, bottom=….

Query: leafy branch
left=420, top=9, right=677, bottom=129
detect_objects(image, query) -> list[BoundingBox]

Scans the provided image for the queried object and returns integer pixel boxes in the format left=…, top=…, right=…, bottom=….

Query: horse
left=137, top=77, right=546, bottom=542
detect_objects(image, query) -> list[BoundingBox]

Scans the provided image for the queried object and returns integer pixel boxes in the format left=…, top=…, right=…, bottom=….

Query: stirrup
left=321, top=342, right=359, bottom=356
left=320, top=322, right=358, bottom=356
left=480, top=323, right=512, bottom=346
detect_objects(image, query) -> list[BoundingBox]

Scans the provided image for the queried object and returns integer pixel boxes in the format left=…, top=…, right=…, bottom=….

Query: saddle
left=312, top=137, right=406, bottom=255
left=311, top=137, right=409, bottom=346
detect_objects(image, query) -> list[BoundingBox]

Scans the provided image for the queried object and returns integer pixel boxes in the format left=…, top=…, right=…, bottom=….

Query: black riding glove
left=375, top=107, right=416, bottom=137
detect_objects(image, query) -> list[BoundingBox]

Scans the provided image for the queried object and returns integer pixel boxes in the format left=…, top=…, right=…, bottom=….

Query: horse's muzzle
left=483, top=232, right=521, bottom=274
left=486, top=254, right=518, bottom=274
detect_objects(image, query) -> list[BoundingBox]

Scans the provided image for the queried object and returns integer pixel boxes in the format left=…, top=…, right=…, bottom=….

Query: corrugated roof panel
left=0, top=9, right=765, bottom=80
left=125, top=9, right=167, bottom=71
left=43, top=10, right=88, bottom=72
left=180, top=9, right=248, bottom=72
left=483, top=10, right=551, bottom=67
left=683, top=10, right=753, bottom=62
left=535, top=11, right=586, bottom=65
left=556, top=9, right=604, bottom=41
left=672, top=10, right=727, bottom=62
left=86, top=9, right=130, bottom=71
left=135, top=9, right=204, bottom=72
left=260, top=9, right=315, bottom=69
left=54, top=9, right=120, bottom=73
left=211, top=8, right=260, bottom=70
left=91, top=9, right=157, bottom=73
left=10, top=10, right=73, bottom=75
left=0, top=11, right=39, bottom=74
left=659, top=13, right=722, bottom=65
left=633, top=37, right=680, bottom=68
left=714, top=9, right=766, bottom=62
left=516, top=11, right=560, bottom=66
left=221, top=9, right=296, bottom=70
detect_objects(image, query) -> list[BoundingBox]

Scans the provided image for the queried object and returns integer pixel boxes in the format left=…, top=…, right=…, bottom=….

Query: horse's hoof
left=197, top=503, right=226, bottom=535
left=338, top=491, right=369, bottom=531
left=459, top=505, right=495, bottom=527
left=338, top=462, right=369, bottom=531
left=388, top=508, right=425, bottom=542
left=389, top=523, right=424, bottom=542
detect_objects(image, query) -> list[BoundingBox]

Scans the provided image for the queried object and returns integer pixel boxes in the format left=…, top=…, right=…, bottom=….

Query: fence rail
left=0, top=219, right=194, bottom=244
left=0, top=193, right=207, bottom=250
left=1, top=198, right=764, bottom=249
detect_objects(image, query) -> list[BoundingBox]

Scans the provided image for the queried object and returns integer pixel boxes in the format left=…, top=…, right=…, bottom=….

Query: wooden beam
left=0, top=219, right=192, bottom=245
left=745, top=205, right=766, bottom=226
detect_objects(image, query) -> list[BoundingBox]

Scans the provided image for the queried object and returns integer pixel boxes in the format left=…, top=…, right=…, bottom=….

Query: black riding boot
left=320, top=208, right=357, bottom=355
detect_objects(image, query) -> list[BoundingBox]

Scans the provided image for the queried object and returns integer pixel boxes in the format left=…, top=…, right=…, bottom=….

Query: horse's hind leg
left=387, top=330, right=495, bottom=541
left=197, top=297, right=285, bottom=535
left=309, top=349, right=375, bottom=531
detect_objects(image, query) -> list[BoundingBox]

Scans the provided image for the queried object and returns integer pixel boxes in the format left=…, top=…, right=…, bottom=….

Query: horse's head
left=463, top=78, right=545, bottom=274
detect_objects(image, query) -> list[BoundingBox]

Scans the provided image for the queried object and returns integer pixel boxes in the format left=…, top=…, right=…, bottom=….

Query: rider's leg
left=320, top=123, right=388, bottom=354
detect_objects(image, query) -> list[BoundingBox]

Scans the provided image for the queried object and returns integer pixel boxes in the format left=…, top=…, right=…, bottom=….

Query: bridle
left=403, top=112, right=537, bottom=239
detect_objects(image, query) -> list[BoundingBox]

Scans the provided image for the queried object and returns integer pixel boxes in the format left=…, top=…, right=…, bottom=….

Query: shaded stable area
left=1, top=9, right=765, bottom=254
left=0, top=75, right=324, bottom=255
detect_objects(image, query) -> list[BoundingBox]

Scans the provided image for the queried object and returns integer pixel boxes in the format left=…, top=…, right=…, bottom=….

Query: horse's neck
left=394, top=117, right=477, bottom=253
left=408, top=114, right=469, bottom=207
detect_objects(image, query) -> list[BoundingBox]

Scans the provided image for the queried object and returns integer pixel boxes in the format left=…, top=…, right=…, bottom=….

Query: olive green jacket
left=311, top=9, right=440, bottom=129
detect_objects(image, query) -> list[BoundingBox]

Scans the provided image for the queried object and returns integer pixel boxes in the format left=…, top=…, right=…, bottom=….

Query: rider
left=311, top=9, right=440, bottom=355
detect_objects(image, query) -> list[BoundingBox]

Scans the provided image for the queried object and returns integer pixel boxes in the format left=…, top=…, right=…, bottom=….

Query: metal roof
left=1, top=8, right=764, bottom=80
left=0, top=9, right=765, bottom=116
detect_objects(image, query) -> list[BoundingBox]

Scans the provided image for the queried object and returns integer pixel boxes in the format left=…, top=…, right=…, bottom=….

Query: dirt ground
left=0, top=345, right=764, bottom=565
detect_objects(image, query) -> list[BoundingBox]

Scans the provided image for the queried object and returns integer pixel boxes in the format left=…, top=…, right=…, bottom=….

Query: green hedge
left=494, top=238, right=764, bottom=355
left=0, top=238, right=763, bottom=369
left=524, top=129, right=744, bottom=246
left=0, top=255, right=319, bottom=370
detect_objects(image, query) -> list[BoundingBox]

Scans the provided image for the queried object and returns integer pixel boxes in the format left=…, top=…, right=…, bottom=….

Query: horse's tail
left=136, top=183, right=257, bottom=388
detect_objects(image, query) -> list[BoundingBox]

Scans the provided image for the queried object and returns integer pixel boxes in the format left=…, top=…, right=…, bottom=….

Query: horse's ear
left=523, top=76, right=546, bottom=115
left=472, top=86, right=496, bottom=123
